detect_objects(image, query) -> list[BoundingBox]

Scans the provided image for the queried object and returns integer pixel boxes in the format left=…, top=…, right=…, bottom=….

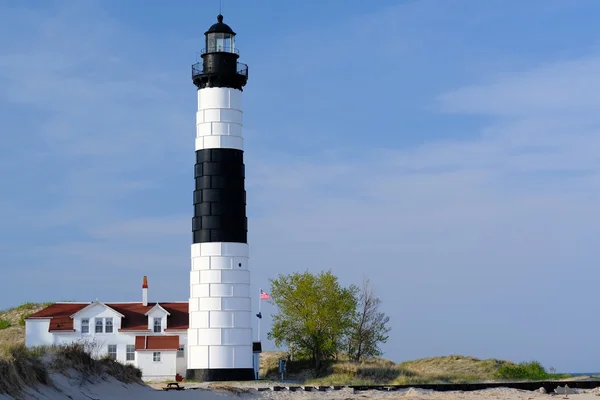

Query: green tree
left=347, top=277, right=390, bottom=361
left=267, top=270, right=358, bottom=369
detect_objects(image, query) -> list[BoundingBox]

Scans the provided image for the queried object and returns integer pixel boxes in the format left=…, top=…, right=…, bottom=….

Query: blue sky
left=2, top=0, right=600, bottom=372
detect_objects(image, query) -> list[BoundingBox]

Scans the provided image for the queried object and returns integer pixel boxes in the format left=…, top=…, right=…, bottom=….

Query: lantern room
left=204, top=14, right=237, bottom=54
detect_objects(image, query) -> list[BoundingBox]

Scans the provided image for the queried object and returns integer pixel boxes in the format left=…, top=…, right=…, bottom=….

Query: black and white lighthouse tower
left=187, top=14, right=254, bottom=381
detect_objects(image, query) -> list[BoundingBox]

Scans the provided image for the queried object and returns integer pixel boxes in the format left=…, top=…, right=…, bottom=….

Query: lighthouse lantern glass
left=206, top=32, right=235, bottom=53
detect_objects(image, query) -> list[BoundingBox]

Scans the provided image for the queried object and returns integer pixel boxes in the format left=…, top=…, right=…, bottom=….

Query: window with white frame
left=153, top=351, right=161, bottom=362
left=107, top=345, right=117, bottom=359
left=126, top=345, right=135, bottom=361
left=105, top=318, right=113, bottom=333
left=153, top=317, right=162, bottom=333
left=95, top=318, right=103, bottom=333
left=177, top=345, right=184, bottom=358
left=81, top=318, right=89, bottom=334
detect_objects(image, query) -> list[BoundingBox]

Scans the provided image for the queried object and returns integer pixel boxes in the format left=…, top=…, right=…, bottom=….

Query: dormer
left=70, top=301, right=124, bottom=334
left=145, top=303, right=170, bottom=333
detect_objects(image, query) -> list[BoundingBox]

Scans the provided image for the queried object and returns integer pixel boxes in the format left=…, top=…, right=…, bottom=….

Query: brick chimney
left=142, top=276, right=148, bottom=306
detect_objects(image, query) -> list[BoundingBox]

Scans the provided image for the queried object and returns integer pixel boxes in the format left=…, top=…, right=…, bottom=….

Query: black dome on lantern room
left=205, top=14, right=235, bottom=35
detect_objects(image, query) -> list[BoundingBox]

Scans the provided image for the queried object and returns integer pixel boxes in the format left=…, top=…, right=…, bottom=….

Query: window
left=177, top=345, right=184, bottom=358
left=105, top=318, right=113, bottom=333
left=81, top=319, right=89, bottom=334
left=126, top=345, right=135, bottom=361
left=153, top=352, right=161, bottom=362
left=153, top=318, right=162, bottom=333
left=107, top=345, right=117, bottom=360
left=95, top=318, right=103, bottom=333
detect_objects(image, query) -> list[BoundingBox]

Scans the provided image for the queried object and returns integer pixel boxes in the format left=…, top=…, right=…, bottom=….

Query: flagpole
left=258, top=288, right=262, bottom=342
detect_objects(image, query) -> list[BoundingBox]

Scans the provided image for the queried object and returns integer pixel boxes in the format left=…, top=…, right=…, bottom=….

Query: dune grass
left=0, top=342, right=142, bottom=397
left=261, top=353, right=571, bottom=386
left=0, top=344, right=50, bottom=397
left=0, top=302, right=55, bottom=351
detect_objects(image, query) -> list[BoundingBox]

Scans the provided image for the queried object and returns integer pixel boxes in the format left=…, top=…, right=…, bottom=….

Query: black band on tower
left=186, top=368, right=255, bottom=382
left=192, top=148, right=247, bottom=244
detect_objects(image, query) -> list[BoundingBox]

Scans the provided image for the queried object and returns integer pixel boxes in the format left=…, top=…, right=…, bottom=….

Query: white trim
left=70, top=301, right=125, bottom=318
left=153, top=317, right=163, bottom=333
left=126, top=344, right=135, bottom=361
left=138, top=349, right=178, bottom=352
left=81, top=318, right=90, bottom=334
left=144, top=303, right=171, bottom=316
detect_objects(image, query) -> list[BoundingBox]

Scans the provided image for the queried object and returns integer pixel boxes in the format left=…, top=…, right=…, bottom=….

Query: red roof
left=135, top=335, right=179, bottom=351
left=27, top=302, right=189, bottom=332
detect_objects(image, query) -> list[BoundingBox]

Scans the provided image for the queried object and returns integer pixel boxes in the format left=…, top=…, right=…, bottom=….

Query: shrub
left=0, top=319, right=11, bottom=330
left=495, top=361, right=550, bottom=380
left=19, top=313, right=33, bottom=326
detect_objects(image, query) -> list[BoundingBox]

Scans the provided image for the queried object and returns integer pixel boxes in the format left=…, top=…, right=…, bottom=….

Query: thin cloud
left=437, top=57, right=600, bottom=116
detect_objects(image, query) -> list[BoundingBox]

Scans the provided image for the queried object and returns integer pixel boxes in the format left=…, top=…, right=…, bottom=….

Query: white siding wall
left=25, top=319, right=53, bottom=347
left=138, top=351, right=177, bottom=381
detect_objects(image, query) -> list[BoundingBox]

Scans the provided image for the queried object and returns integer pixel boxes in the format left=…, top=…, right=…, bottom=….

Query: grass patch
left=0, top=319, right=11, bottom=330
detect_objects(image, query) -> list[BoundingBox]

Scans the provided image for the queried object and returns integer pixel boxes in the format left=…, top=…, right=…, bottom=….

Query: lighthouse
left=187, top=14, right=254, bottom=381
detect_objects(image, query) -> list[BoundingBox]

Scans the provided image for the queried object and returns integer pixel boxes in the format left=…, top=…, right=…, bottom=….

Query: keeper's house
left=25, top=277, right=188, bottom=382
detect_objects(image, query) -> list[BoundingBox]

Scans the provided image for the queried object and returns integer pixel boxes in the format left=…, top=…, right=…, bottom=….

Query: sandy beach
left=3, top=374, right=600, bottom=400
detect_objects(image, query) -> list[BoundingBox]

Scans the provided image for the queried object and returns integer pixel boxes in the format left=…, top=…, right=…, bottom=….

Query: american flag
left=260, top=289, right=270, bottom=300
